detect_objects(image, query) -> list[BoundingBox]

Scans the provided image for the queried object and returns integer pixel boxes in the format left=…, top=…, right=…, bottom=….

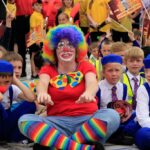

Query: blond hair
left=2, top=51, right=23, bottom=63
left=124, top=47, right=144, bottom=62
left=110, top=42, right=128, bottom=53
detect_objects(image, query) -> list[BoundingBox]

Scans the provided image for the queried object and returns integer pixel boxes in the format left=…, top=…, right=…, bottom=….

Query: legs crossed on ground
left=18, top=109, right=120, bottom=149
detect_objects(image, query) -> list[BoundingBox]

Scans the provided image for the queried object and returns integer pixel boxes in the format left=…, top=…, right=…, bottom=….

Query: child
left=56, top=0, right=79, bottom=24
left=2, top=51, right=23, bottom=79
left=0, top=60, right=36, bottom=142
left=123, top=47, right=145, bottom=109
left=2, top=51, right=46, bottom=116
left=97, top=54, right=128, bottom=110
left=56, top=12, right=70, bottom=25
left=110, top=41, right=128, bottom=59
left=29, top=0, right=44, bottom=78
left=135, top=54, right=150, bottom=150
left=99, top=39, right=112, bottom=57
left=89, top=42, right=102, bottom=80
left=97, top=54, right=135, bottom=145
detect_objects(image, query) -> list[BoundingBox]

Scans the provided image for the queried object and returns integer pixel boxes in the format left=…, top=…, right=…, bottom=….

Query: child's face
left=58, top=14, right=69, bottom=24
left=0, top=76, right=12, bottom=94
left=91, top=47, right=99, bottom=59
left=63, top=0, right=73, bottom=8
left=101, top=44, right=111, bottom=56
left=145, top=69, right=150, bottom=83
left=125, top=58, right=143, bottom=76
left=33, top=3, right=42, bottom=13
left=114, top=50, right=126, bottom=60
left=10, top=60, right=22, bottom=79
left=103, top=63, right=122, bottom=85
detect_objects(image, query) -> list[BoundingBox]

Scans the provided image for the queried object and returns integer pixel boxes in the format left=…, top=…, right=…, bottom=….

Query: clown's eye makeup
left=57, top=41, right=74, bottom=49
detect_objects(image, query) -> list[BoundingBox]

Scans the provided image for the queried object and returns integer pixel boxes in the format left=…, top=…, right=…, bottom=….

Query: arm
left=87, top=14, right=98, bottom=28
left=13, top=74, right=35, bottom=102
left=0, top=92, right=3, bottom=102
left=136, top=86, right=150, bottom=128
left=128, top=31, right=140, bottom=47
left=0, top=12, right=14, bottom=50
left=36, top=74, right=54, bottom=105
left=76, top=72, right=98, bottom=103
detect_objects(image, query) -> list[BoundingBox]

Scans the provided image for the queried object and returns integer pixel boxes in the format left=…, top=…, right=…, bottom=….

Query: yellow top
left=111, top=16, right=132, bottom=32
left=7, top=2, right=16, bottom=17
left=74, top=0, right=89, bottom=27
left=86, top=0, right=110, bottom=32
left=30, top=11, right=44, bottom=29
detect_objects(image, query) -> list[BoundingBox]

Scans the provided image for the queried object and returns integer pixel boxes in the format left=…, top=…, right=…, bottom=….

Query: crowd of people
left=0, top=0, right=150, bottom=150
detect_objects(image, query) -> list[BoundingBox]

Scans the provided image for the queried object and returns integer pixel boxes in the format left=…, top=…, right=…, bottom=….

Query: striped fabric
left=20, top=121, right=94, bottom=150
left=71, top=118, right=107, bottom=143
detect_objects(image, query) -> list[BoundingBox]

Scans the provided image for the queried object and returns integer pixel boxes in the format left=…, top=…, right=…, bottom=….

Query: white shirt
left=1, top=84, right=22, bottom=110
left=136, top=83, right=150, bottom=128
left=126, top=71, right=141, bottom=92
left=98, top=79, right=128, bottom=109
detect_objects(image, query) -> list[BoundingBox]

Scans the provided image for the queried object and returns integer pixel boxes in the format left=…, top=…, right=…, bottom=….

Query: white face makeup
left=56, top=39, right=76, bottom=62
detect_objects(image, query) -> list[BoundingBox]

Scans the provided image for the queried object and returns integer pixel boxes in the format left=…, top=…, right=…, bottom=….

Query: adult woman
left=18, top=25, right=120, bottom=150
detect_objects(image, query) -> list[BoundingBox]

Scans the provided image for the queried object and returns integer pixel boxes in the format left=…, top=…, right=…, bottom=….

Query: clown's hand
left=107, top=100, right=132, bottom=123
left=76, top=91, right=96, bottom=104
left=37, top=92, right=54, bottom=106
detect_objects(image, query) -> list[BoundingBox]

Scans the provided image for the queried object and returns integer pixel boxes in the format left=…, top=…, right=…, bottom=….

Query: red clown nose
left=63, top=47, right=69, bottom=52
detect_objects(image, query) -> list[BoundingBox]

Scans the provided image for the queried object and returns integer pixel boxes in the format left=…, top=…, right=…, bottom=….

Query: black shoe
left=33, top=143, right=49, bottom=150
left=94, top=142, right=105, bottom=150
left=108, top=134, right=134, bottom=145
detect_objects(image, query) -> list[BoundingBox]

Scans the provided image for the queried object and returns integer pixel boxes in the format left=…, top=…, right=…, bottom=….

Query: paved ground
left=0, top=143, right=139, bottom=150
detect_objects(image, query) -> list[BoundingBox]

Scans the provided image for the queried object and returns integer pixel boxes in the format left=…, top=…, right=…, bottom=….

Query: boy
left=99, top=39, right=112, bottom=57
left=89, top=42, right=102, bottom=80
left=97, top=54, right=135, bottom=145
left=97, top=54, right=128, bottom=110
left=29, top=0, right=44, bottom=78
left=135, top=54, right=150, bottom=150
left=123, top=47, right=145, bottom=109
left=110, top=41, right=128, bottom=59
left=2, top=51, right=46, bottom=116
left=2, top=51, right=23, bottom=79
left=0, top=60, right=36, bottom=142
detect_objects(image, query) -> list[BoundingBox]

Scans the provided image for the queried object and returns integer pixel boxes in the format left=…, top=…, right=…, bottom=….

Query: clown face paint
left=56, top=39, right=76, bottom=62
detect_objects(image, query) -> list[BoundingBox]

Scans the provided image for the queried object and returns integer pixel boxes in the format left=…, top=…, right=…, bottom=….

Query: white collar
left=126, top=71, right=140, bottom=82
left=104, top=79, right=119, bottom=90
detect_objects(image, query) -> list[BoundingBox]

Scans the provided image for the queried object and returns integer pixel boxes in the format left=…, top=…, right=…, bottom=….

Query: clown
left=18, top=25, right=120, bottom=150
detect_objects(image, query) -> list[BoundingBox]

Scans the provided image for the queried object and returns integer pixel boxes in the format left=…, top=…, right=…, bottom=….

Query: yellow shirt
left=87, top=0, right=110, bottom=32
left=74, top=0, right=88, bottom=27
left=7, top=2, right=16, bottom=17
left=111, top=16, right=132, bottom=32
left=64, top=8, right=72, bottom=19
left=30, top=11, right=44, bottom=29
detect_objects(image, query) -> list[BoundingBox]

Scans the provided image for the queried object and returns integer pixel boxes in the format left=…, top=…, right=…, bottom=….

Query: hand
left=12, top=73, right=18, bottom=85
left=128, top=31, right=135, bottom=41
left=105, top=16, right=111, bottom=23
left=37, top=92, right=54, bottom=105
left=6, top=11, right=15, bottom=27
left=90, top=22, right=99, bottom=29
left=0, top=92, right=3, bottom=102
left=76, top=91, right=96, bottom=104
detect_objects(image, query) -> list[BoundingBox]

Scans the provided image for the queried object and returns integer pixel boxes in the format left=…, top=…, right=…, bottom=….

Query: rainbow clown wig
left=42, top=24, right=88, bottom=64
